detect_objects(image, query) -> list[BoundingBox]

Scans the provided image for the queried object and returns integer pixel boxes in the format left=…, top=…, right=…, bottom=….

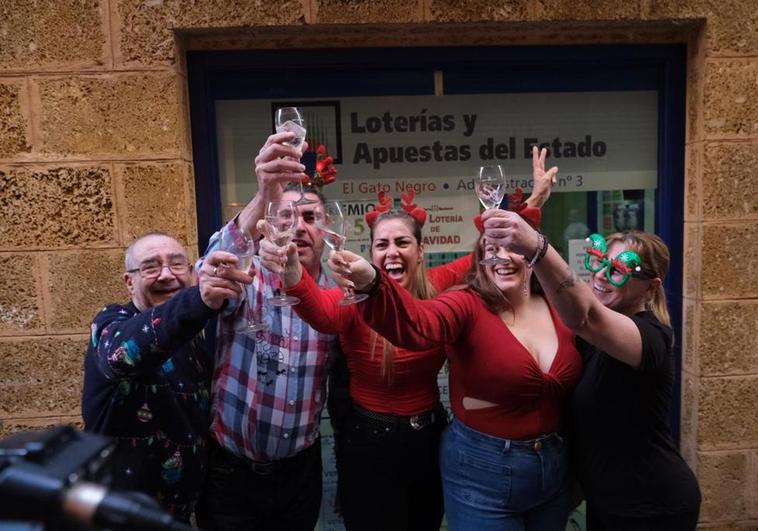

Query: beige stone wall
left=1, top=0, right=756, bottom=526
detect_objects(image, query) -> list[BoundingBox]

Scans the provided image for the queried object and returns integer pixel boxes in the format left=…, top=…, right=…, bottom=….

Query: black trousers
left=587, top=505, right=699, bottom=531
left=336, top=406, right=447, bottom=531
left=196, top=439, right=322, bottom=531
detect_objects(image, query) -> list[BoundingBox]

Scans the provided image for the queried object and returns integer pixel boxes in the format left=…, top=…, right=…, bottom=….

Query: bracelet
left=355, top=264, right=381, bottom=295
left=534, top=233, right=549, bottom=267
left=527, top=232, right=549, bottom=269
left=522, top=233, right=539, bottom=264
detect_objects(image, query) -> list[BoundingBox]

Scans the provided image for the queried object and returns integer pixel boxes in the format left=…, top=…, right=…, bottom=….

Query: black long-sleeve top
left=82, top=286, right=215, bottom=520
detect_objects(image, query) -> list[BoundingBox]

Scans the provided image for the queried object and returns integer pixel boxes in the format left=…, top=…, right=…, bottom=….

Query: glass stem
left=335, top=245, right=351, bottom=300
left=245, top=292, right=257, bottom=325
left=278, top=273, right=288, bottom=299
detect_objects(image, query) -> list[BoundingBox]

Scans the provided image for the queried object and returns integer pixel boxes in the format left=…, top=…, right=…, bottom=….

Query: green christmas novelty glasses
left=583, top=234, right=655, bottom=287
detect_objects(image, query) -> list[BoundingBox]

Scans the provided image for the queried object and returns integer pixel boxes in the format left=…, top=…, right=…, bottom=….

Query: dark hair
left=284, top=182, right=326, bottom=205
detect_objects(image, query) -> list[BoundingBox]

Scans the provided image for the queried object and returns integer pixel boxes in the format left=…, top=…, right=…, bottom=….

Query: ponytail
left=647, top=283, right=671, bottom=327
left=606, top=231, right=671, bottom=327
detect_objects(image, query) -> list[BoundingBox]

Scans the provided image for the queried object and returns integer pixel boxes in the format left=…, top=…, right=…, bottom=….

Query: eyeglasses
left=583, top=233, right=656, bottom=287
left=127, top=261, right=191, bottom=279
left=584, top=252, right=656, bottom=287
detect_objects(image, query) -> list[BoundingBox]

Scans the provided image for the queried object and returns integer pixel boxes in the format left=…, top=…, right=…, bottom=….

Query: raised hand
left=481, top=209, right=540, bottom=258
left=254, top=132, right=309, bottom=202
left=327, top=249, right=375, bottom=292
left=528, top=145, right=558, bottom=209
left=198, top=250, right=252, bottom=309
left=256, top=219, right=301, bottom=287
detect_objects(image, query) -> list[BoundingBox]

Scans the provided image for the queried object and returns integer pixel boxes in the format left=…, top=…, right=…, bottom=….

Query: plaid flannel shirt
left=200, top=220, right=338, bottom=462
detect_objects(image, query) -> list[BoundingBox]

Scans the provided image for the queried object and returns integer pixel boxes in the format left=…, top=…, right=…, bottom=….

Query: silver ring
left=212, top=266, right=218, bottom=277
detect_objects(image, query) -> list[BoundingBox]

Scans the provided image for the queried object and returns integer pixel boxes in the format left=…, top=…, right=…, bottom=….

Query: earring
left=522, top=269, right=529, bottom=296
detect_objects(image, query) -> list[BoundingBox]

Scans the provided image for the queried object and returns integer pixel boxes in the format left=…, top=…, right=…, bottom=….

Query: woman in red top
left=481, top=211, right=700, bottom=530
left=275, top=207, right=470, bottom=531
left=328, top=227, right=582, bottom=531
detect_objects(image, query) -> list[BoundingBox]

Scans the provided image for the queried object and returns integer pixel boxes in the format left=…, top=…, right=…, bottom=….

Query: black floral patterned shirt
left=82, top=287, right=215, bottom=520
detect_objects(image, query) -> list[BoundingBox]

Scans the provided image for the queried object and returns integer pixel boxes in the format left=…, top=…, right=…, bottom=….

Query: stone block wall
left=0, top=0, right=200, bottom=433
left=662, top=1, right=758, bottom=527
left=1, top=0, right=756, bottom=526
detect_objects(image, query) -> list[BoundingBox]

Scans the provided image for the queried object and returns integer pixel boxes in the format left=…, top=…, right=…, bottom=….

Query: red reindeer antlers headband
left=362, top=186, right=540, bottom=234
left=366, top=191, right=393, bottom=226
left=365, top=188, right=427, bottom=229
left=401, top=188, right=427, bottom=227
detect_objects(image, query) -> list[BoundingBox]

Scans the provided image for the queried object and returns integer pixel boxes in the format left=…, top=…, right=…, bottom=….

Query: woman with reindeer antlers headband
left=258, top=148, right=556, bottom=531
left=316, top=189, right=582, bottom=530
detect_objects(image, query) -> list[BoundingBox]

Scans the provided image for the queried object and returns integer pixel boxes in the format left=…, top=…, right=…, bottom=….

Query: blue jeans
left=440, top=418, right=571, bottom=531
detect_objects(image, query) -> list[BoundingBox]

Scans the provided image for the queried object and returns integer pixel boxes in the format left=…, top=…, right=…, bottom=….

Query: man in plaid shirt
left=196, top=132, right=338, bottom=531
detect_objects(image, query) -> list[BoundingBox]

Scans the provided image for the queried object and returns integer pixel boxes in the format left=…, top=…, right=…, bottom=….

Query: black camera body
left=0, top=426, right=192, bottom=531
left=0, top=426, right=113, bottom=529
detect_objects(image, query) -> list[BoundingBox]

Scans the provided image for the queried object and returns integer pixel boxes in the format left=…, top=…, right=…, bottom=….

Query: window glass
left=215, top=89, right=658, bottom=276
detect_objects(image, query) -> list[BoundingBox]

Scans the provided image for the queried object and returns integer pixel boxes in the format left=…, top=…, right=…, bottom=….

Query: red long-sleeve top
left=358, top=270, right=583, bottom=440
left=286, top=255, right=471, bottom=416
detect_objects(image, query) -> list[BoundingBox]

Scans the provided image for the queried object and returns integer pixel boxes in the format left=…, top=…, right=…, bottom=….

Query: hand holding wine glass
left=265, top=200, right=301, bottom=307
left=218, top=225, right=266, bottom=332
left=315, top=200, right=369, bottom=306
left=219, top=225, right=255, bottom=274
left=475, top=164, right=509, bottom=265
left=274, top=107, right=309, bottom=204
left=199, top=250, right=251, bottom=310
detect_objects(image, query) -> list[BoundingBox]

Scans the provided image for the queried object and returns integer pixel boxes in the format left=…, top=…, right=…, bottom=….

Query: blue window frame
left=187, top=43, right=686, bottom=440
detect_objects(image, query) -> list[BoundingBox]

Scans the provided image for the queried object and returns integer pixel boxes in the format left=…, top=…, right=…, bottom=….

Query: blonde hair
left=606, top=231, right=671, bottom=327
left=368, top=211, right=437, bottom=382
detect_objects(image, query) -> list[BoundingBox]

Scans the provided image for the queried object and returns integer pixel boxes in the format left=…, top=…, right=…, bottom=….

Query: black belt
left=211, top=437, right=320, bottom=476
left=352, top=404, right=445, bottom=431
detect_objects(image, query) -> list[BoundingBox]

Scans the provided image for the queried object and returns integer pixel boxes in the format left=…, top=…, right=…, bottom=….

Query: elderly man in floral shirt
left=82, top=232, right=249, bottom=520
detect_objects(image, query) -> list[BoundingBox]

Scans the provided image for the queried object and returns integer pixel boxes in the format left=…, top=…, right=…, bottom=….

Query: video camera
left=0, top=426, right=193, bottom=531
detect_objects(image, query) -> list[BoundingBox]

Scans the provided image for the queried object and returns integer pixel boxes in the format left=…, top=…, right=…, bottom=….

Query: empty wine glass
left=265, top=200, right=300, bottom=307
left=218, top=225, right=266, bottom=332
left=315, top=200, right=369, bottom=306
left=475, top=165, right=509, bottom=266
left=275, top=107, right=309, bottom=205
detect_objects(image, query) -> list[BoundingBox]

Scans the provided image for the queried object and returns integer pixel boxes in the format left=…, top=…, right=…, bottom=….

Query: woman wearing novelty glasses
left=480, top=210, right=701, bottom=531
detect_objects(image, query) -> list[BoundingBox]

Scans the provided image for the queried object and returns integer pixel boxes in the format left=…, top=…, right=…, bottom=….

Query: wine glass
left=265, top=200, right=300, bottom=307
left=475, top=165, right=508, bottom=266
left=218, top=225, right=266, bottom=332
left=274, top=107, right=309, bottom=205
left=315, top=200, right=369, bottom=306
